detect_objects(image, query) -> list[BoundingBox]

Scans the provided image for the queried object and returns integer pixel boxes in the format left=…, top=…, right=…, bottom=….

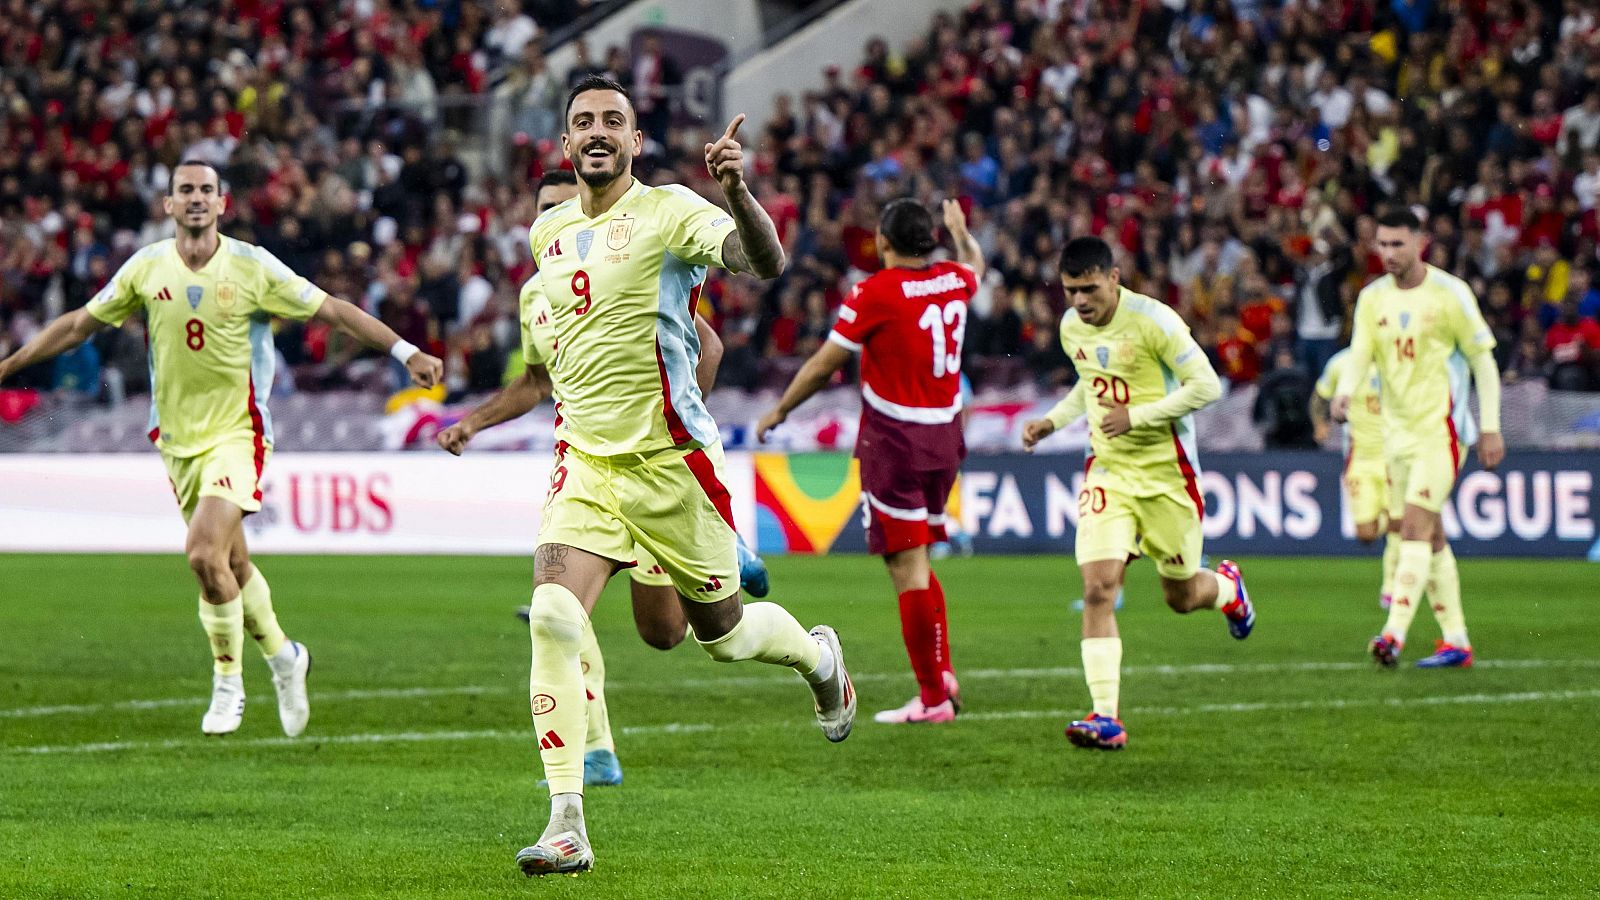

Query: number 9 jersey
left=85, top=237, right=328, bottom=459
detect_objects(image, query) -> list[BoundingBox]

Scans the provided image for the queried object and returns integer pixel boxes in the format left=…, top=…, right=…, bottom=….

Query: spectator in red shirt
left=1544, top=299, right=1600, bottom=391
left=1214, top=308, right=1261, bottom=385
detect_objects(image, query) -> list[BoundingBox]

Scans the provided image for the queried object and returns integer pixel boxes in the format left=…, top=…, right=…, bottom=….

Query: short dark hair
left=565, top=75, right=633, bottom=127
left=170, top=159, right=222, bottom=194
left=878, top=198, right=937, bottom=257
left=536, top=169, right=577, bottom=194
left=1375, top=207, right=1422, bottom=232
left=1059, top=236, right=1115, bottom=278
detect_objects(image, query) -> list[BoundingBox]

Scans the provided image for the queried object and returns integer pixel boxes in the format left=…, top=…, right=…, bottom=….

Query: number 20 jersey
left=828, top=260, right=977, bottom=470
left=1059, top=287, right=1212, bottom=501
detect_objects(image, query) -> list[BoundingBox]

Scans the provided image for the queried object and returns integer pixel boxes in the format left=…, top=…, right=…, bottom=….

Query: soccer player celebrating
left=757, top=197, right=982, bottom=725
left=438, top=169, right=769, bottom=789
left=1021, top=236, right=1255, bottom=751
left=1333, top=208, right=1503, bottom=668
left=0, top=160, right=443, bottom=736
left=512, top=77, right=855, bottom=876
left=1313, top=349, right=1396, bottom=605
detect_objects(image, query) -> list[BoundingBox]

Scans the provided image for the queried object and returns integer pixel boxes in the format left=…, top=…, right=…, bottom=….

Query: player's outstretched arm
left=942, top=199, right=986, bottom=280
left=694, top=314, right=723, bottom=396
left=437, top=364, right=553, bottom=456
left=0, top=308, right=104, bottom=385
left=756, top=341, right=852, bottom=442
left=705, top=114, right=785, bottom=279
left=313, top=297, right=443, bottom=389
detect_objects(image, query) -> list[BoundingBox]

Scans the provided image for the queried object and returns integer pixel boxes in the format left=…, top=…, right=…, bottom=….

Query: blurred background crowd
left=4, top=0, right=1600, bottom=448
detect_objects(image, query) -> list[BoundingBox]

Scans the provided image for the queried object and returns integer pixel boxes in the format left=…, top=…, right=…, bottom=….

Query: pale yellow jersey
left=1339, top=265, right=1494, bottom=458
left=526, top=179, right=736, bottom=456
left=86, top=236, right=327, bottom=457
left=1053, top=287, right=1222, bottom=499
left=519, top=277, right=558, bottom=367
left=1315, top=348, right=1384, bottom=464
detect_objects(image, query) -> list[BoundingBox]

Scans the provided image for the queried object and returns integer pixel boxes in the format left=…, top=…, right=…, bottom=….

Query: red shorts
left=859, top=457, right=959, bottom=556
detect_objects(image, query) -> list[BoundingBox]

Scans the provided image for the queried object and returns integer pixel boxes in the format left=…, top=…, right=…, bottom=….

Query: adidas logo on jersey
left=155, top=287, right=173, bottom=301
left=212, top=476, right=233, bottom=490
left=544, top=240, right=563, bottom=259
left=1075, top=348, right=1087, bottom=361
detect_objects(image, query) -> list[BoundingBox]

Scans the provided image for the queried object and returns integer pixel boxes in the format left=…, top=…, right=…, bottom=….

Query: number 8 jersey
left=86, top=237, right=328, bottom=458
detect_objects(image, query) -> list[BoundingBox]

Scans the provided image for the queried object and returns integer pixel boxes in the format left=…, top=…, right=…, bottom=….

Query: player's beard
left=573, top=141, right=629, bottom=189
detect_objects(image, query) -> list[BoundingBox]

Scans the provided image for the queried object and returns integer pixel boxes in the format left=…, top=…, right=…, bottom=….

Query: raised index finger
left=723, top=114, right=746, bottom=141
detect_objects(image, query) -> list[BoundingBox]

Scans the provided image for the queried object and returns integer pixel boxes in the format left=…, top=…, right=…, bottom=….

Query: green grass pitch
left=2, top=553, right=1597, bottom=898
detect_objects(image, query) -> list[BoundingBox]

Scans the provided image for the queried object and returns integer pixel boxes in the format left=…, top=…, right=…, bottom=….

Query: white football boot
left=517, top=804, right=594, bottom=876
left=268, top=640, right=311, bottom=737
left=807, top=625, right=856, bottom=742
left=201, top=673, right=245, bottom=735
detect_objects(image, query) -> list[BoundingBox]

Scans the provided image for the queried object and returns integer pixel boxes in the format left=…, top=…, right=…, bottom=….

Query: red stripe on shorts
left=1171, top=426, right=1205, bottom=520
left=246, top=377, right=266, bottom=502
left=1444, top=395, right=1460, bottom=480
left=655, top=341, right=692, bottom=445
left=684, top=449, right=736, bottom=530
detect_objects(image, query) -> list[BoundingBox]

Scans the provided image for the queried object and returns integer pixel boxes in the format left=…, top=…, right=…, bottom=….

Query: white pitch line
left=3, top=657, right=1596, bottom=720
left=0, top=685, right=493, bottom=719
left=8, top=689, right=1600, bottom=757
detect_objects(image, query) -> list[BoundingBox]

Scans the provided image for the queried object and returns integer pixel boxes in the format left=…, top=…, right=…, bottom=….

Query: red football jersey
left=828, top=260, right=977, bottom=423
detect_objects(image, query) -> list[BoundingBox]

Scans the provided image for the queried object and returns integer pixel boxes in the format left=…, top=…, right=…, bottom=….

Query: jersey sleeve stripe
left=826, top=331, right=862, bottom=352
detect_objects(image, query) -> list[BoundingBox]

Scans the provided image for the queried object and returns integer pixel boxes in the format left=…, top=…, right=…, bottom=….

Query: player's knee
left=1081, top=575, right=1121, bottom=606
left=526, top=584, right=585, bottom=644
left=185, top=543, right=228, bottom=580
left=1161, top=582, right=1190, bottom=612
left=636, top=621, right=686, bottom=651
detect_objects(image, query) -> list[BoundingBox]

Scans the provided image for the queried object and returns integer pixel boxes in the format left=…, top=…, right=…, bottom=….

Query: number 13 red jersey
left=827, top=260, right=977, bottom=424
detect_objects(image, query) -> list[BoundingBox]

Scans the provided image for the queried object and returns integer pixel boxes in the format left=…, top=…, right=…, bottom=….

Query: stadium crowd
left=4, top=0, right=1600, bottom=426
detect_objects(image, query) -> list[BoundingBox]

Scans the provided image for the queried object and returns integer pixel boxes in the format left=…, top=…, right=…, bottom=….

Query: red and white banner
left=0, top=453, right=758, bottom=554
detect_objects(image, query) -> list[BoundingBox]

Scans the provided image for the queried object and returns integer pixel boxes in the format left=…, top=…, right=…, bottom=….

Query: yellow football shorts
left=1387, top=439, right=1465, bottom=517
left=1343, top=457, right=1389, bottom=527
left=628, top=543, right=673, bottom=588
left=162, top=437, right=269, bottom=522
left=539, top=442, right=739, bottom=602
left=1075, top=480, right=1203, bottom=580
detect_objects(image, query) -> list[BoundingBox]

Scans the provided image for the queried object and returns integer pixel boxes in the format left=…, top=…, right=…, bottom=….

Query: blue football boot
left=737, top=534, right=770, bottom=598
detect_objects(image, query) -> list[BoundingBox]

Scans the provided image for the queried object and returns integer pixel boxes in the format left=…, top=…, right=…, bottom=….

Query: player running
left=512, top=76, right=854, bottom=877
left=1333, top=208, right=1503, bottom=669
left=439, top=169, right=769, bottom=789
left=0, top=160, right=443, bottom=737
left=757, top=197, right=981, bottom=725
left=1313, top=349, right=1397, bottom=606
left=1022, top=236, right=1255, bottom=751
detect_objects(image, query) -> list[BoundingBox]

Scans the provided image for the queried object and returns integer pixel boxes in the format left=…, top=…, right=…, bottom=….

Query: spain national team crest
left=1400, top=312, right=1411, bottom=330
left=576, top=229, right=594, bottom=262
left=216, top=282, right=237, bottom=312
left=1096, top=346, right=1110, bottom=369
left=606, top=215, right=634, bottom=250
left=186, top=286, right=203, bottom=310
